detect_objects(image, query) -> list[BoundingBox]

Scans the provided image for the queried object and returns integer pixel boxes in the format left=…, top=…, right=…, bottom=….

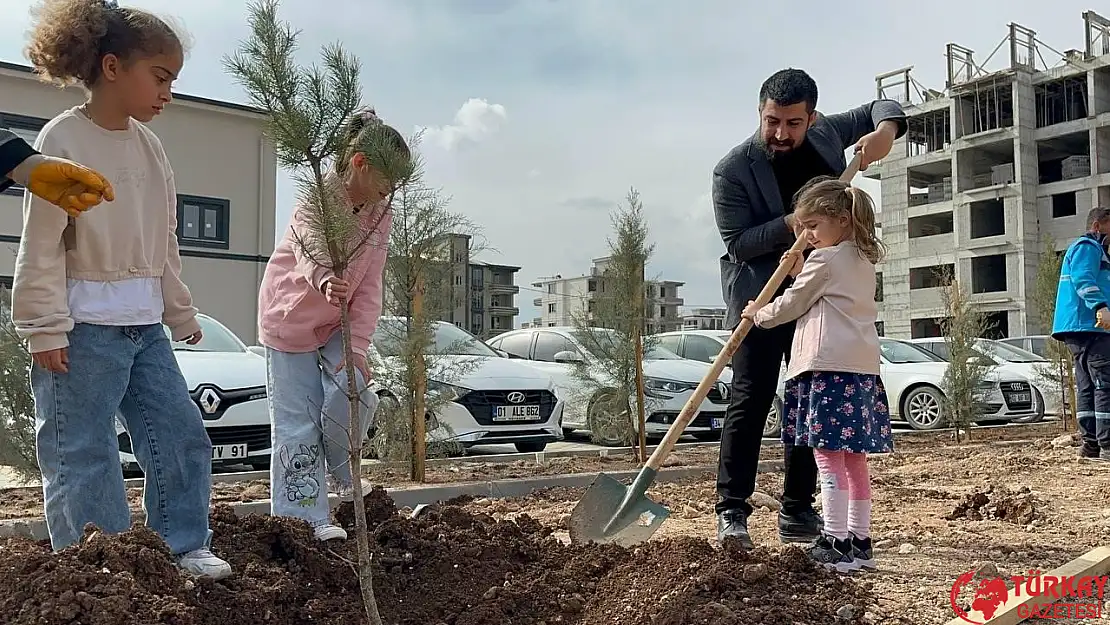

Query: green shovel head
left=567, top=469, right=670, bottom=548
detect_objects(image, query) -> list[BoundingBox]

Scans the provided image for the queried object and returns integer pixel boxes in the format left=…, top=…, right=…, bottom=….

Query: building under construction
left=868, top=11, right=1110, bottom=339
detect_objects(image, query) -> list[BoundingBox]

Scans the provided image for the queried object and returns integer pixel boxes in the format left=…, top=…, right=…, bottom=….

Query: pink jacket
left=258, top=199, right=391, bottom=359
left=753, top=241, right=881, bottom=381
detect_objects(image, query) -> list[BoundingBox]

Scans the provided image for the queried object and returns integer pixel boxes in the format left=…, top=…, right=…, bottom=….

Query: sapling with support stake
left=224, top=1, right=414, bottom=623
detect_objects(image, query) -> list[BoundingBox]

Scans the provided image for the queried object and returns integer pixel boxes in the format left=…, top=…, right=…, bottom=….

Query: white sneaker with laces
left=314, top=524, right=348, bottom=541
left=176, top=548, right=232, bottom=580
left=329, top=476, right=373, bottom=500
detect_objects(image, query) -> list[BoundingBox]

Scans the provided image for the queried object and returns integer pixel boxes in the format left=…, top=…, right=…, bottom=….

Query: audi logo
left=1008, top=382, right=1024, bottom=391
left=506, top=391, right=526, bottom=404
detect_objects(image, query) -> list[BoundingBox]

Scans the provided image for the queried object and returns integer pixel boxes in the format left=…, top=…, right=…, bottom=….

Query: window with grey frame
left=176, top=194, right=230, bottom=249
left=1, top=113, right=47, bottom=196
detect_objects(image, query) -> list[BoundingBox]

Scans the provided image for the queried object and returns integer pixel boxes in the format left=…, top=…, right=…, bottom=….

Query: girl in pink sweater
left=258, top=109, right=408, bottom=541
left=742, top=176, right=893, bottom=573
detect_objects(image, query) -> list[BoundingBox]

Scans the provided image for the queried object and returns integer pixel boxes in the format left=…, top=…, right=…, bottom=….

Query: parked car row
left=114, top=315, right=1069, bottom=474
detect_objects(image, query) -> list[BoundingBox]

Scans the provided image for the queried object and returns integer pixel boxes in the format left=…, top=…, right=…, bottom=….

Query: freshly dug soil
left=0, top=488, right=871, bottom=625
left=945, top=486, right=1041, bottom=525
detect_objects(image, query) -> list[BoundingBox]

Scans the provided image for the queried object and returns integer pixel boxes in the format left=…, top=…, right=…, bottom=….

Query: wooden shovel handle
left=642, top=151, right=863, bottom=471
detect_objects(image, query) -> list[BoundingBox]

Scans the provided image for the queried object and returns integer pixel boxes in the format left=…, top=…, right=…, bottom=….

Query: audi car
left=369, top=317, right=565, bottom=452
left=115, top=313, right=270, bottom=475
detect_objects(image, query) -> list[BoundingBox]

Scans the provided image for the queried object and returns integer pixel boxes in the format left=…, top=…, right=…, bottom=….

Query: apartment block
left=440, top=234, right=521, bottom=338
left=681, top=307, right=727, bottom=331
left=867, top=12, right=1110, bottom=339
left=531, top=257, right=685, bottom=333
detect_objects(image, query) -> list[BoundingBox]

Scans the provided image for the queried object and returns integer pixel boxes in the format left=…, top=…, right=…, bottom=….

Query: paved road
left=0, top=417, right=1059, bottom=488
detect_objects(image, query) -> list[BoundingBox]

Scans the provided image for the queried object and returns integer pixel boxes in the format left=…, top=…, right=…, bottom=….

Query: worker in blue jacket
left=1052, top=206, right=1110, bottom=460
left=1, top=128, right=113, bottom=214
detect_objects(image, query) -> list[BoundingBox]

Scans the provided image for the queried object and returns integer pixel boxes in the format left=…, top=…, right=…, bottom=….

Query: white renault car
left=369, top=317, right=564, bottom=453
left=116, top=313, right=270, bottom=475
left=487, top=326, right=733, bottom=445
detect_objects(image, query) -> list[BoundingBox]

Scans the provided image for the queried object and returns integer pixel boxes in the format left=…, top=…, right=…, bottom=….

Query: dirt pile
left=946, top=486, right=1041, bottom=525
left=0, top=488, right=871, bottom=625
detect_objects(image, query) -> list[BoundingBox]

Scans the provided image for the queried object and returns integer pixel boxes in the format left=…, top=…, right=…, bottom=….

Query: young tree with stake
left=938, top=268, right=991, bottom=444
left=569, top=189, right=654, bottom=450
left=226, top=2, right=414, bottom=623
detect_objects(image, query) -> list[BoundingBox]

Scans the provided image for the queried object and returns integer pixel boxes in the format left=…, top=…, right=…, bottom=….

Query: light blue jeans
left=31, top=323, right=214, bottom=554
left=267, top=331, right=377, bottom=527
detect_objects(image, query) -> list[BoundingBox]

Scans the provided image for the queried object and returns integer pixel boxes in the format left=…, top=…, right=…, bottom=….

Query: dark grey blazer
left=713, top=100, right=907, bottom=329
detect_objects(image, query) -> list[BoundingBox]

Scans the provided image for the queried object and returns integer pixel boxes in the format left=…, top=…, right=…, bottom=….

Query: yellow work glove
left=12, top=155, right=115, bottom=217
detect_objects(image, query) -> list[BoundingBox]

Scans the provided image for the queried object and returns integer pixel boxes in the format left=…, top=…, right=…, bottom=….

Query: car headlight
left=426, top=380, right=469, bottom=403
left=643, top=377, right=696, bottom=398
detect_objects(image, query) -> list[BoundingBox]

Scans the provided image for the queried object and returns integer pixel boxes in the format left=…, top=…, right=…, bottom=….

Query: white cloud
left=418, top=98, right=507, bottom=151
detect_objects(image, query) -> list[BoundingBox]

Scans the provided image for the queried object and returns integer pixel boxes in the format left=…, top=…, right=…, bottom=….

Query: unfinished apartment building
left=868, top=11, right=1110, bottom=339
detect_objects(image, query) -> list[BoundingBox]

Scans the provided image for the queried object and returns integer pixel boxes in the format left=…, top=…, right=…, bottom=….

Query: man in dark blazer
left=712, top=68, right=906, bottom=548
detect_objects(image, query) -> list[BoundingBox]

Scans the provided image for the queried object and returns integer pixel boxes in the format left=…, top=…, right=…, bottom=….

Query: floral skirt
left=783, top=371, right=895, bottom=454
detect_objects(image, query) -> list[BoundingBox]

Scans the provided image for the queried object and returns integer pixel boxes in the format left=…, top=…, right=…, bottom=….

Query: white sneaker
left=329, top=476, right=373, bottom=500
left=314, top=524, right=348, bottom=541
left=176, top=548, right=232, bottom=580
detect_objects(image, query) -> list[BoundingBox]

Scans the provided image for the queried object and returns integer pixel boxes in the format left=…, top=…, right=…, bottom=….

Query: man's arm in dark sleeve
left=0, top=129, right=38, bottom=194
left=713, top=157, right=792, bottom=263
left=822, top=99, right=909, bottom=150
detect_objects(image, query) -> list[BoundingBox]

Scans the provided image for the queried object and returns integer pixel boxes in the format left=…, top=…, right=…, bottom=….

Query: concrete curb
left=0, top=460, right=781, bottom=542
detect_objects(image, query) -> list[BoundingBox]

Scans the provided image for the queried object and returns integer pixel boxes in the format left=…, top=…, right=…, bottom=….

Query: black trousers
left=715, top=319, right=818, bottom=516
left=1062, top=333, right=1110, bottom=454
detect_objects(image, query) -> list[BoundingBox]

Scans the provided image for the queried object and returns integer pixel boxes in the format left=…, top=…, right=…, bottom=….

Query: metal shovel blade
left=567, top=469, right=670, bottom=547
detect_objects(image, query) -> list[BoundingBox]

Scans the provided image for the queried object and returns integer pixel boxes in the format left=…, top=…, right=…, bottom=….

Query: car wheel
left=587, top=389, right=633, bottom=447
left=514, top=441, right=548, bottom=453
left=764, top=395, right=783, bottom=439
left=901, top=385, right=946, bottom=430
left=1012, top=387, right=1047, bottom=424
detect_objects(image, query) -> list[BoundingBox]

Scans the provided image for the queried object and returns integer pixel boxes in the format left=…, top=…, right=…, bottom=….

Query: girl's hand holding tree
left=322, top=277, right=350, bottom=306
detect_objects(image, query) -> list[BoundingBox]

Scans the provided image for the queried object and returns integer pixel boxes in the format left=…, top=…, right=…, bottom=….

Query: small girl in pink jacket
left=741, top=176, right=894, bottom=574
left=258, top=109, right=408, bottom=541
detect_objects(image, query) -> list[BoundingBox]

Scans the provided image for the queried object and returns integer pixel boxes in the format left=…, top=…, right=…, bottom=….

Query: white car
left=655, top=329, right=785, bottom=438
left=487, top=327, right=733, bottom=445
left=369, top=317, right=564, bottom=453
left=878, top=338, right=1039, bottom=429
left=116, top=313, right=270, bottom=475
left=908, top=337, right=1058, bottom=420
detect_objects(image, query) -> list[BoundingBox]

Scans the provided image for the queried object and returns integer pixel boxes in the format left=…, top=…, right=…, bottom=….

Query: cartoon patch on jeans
left=280, top=444, right=321, bottom=507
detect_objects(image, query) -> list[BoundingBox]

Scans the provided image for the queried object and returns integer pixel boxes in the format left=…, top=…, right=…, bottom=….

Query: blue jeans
left=267, top=331, right=377, bottom=526
left=31, top=323, right=214, bottom=554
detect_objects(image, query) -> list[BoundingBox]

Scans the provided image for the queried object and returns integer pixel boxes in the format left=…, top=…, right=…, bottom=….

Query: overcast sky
left=0, top=0, right=1102, bottom=322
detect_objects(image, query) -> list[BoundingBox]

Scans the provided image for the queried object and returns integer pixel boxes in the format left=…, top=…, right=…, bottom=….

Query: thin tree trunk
left=339, top=295, right=384, bottom=625
left=633, top=273, right=647, bottom=463
left=411, top=273, right=427, bottom=483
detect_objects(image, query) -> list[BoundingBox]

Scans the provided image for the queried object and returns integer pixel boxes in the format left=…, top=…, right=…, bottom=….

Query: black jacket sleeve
left=822, top=99, right=908, bottom=149
left=713, top=156, right=792, bottom=264
left=0, top=129, right=38, bottom=194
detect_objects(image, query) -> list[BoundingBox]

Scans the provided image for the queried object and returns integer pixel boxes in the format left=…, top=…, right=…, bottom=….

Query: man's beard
left=759, top=137, right=796, bottom=161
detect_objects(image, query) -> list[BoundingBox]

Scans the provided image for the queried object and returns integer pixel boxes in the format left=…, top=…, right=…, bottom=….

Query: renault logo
left=198, top=387, right=221, bottom=415
left=717, top=382, right=730, bottom=400
left=506, top=391, right=526, bottom=404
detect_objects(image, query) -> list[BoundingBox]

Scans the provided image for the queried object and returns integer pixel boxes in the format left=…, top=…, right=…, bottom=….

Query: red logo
left=951, top=570, right=1107, bottom=623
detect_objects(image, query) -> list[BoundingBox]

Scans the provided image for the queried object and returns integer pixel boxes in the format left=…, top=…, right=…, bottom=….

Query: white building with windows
left=531, top=257, right=685, bottom=333
left=0, top=60, right=277, bottom=343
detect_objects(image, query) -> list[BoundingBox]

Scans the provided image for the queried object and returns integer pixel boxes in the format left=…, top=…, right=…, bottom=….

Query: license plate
left=212, top=443, right=248, bottom=460
left=711, top=417, right=724, bottom=429
left=1009, top=393, right=1031, bottom=403
left=492, top=405, right=541, bottom=421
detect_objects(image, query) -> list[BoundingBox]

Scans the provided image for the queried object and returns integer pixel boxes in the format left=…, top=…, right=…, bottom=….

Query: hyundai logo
left=506, top=391, right=526, bottom=404
left=198, top=387, right=221, bottom=415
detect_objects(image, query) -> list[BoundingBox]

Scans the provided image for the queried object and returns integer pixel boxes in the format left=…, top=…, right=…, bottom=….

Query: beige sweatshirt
left=11, top=107, right=200, bottom=354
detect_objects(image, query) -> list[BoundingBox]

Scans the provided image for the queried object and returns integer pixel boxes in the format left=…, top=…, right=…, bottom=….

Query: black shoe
left=806, top=534, right=857, bottom=573
left=778, top=508, right=823, bottom=544
left=1079, top=446, right=1100, bottom=459
left=849, top=533, right=876, bottom=571
left=716, top=510, right=754, bottom=549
